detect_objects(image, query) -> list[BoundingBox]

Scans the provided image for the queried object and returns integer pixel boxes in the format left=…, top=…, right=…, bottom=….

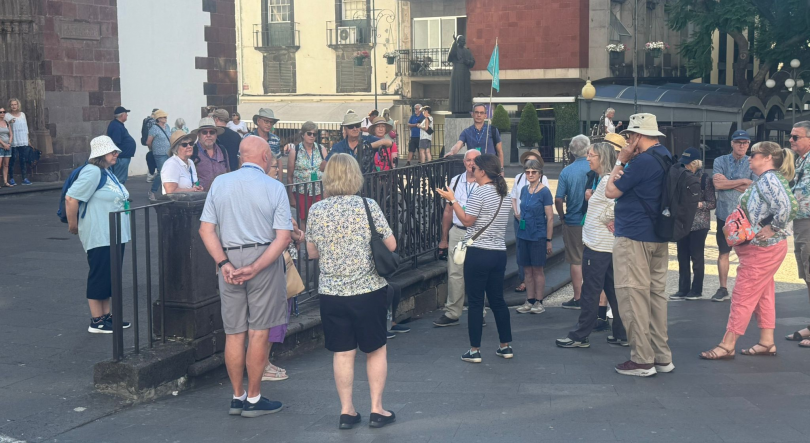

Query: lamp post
left=582, top=79, right=596, bottom=135
left=366, top=1, right=395, bottom=111
left=766, top=58, right=808, bottom=126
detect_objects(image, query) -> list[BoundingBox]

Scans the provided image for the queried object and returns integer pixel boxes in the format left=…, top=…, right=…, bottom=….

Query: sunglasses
left=345, top=124, right=361, bottom=129
left=791, top=135, right=809, bottom=141
left=199, top=130, right=217, bottom=136
left=232, top=114, right=239, bottom=117
left=0, top=111, right=6, bottom=114
left=305, top=131, right=317, bottom=137
left=179, top=142, right=194, bottom=148
left=525, top=170, right=541, bottom=175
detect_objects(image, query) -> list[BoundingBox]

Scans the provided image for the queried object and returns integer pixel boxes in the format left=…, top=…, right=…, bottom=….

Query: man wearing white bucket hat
left=605, top=113, right=674, bottom=377
left=65, top=136, right=132, bottom=334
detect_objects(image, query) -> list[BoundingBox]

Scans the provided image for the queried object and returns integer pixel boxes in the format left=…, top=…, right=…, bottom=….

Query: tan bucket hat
left=620, top=113, right=665, bottom=137
left=253, top=108, right=279, bottom=125
left=153, top=109, right=168, bottom=120
left=341, top=112, right=363, bottom=126
left=169, top=130, right=196, bottom=154
left=193, top=117, right=225, bottom=136
left=603, top=133, right=627, bottom=151
left=368, top=116, right=393, bottom=134
left=519, top=149, right=544, bottom=165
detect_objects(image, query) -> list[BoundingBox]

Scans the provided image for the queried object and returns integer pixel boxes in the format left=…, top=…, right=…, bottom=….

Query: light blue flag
left=487, top=44, right=500, bottom=92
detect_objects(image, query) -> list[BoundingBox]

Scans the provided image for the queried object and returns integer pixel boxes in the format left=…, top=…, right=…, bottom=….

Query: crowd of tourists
left=59, top=101, right=810, bottom=429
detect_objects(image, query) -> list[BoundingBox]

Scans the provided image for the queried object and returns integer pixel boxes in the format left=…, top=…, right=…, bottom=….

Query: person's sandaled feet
left=515, top=283, right=527, bottom=293
left=799, top=339, right=810, bottom=348
left=262, top=363, right=289, bottom=381
left=699, top=344, right=735, bottom=360
left=741, top=343, right=777, bottom=356
left=785, top=329, right=810, bottom=341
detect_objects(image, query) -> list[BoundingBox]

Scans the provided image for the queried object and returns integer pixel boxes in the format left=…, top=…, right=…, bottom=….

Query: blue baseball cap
left=679, top=147, right=702, bottom=165
left=731, top=130, right=750, bottom=141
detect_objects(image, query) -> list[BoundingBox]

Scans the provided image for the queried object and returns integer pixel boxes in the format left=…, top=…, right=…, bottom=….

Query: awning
left=765, top=115, right=809, bottom=131
left=238, top=100, right=395, bottom=124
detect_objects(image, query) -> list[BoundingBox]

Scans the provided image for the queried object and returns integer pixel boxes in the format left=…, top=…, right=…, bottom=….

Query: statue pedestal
left=444, top=115, right=473, bottom=155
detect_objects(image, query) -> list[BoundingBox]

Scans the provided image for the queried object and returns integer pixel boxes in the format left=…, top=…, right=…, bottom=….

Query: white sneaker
left=515, top=301, right=533, bottom=314
left=530, top=303, right=546, bottom=314
left=606, top=308, right=613, bottom=319
left=146, top=172, right=155, bottom=183
left=147, top=191, right=156, bottom=201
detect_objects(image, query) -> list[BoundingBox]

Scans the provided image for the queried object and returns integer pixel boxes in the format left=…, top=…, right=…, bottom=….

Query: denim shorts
left=0, top=148, right=10, bottom=158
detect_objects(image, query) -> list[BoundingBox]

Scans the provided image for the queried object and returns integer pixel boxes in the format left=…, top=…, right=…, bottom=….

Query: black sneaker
left=386, top=330, right=396, bottom=340
left=104, top=313, right=131, bottom=329
left=369, top=410, right=396, bottom=428
left=496, top=346, right=514, bottom=359
left=606, top=335, right=629, bottom=347
left=339, top=413, right=361, bottom=430
left=241, top=397, right=283, bottom=417
left=229, top=398, right=244, bottom=416
left=433, top=314, right=459, bottom=327
left=594, top=318, right=610, bottom=332
left=461, top=349, right=482, bottom=363
left=685, top=291, right=702, bottom=301
left=88, top=317, right=113, bottom=334
left=390, top=324, right=410, bottom=333
left=669, top=291, right=687, bottom=301
left=556, top=337, right=590, bottom=348
left=561, top=298, right=581, bottom=310
left=711, top=287, right=730, bottom=302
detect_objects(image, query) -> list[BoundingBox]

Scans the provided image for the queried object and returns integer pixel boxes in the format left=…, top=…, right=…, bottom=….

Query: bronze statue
left=448, top=35, right=475, bottom=114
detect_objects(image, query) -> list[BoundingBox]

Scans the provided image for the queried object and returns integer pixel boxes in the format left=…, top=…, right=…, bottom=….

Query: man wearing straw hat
left=605, top=113, right=674, bottom=377
left=321, top=112, right=392, bottom=174
left=248, top=108, right=282, bottom=158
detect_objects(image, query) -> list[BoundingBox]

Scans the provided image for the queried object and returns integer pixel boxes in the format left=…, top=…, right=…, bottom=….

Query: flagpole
left=483, top=38, right=497, bottom=162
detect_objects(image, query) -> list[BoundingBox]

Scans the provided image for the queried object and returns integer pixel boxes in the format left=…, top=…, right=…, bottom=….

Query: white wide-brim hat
left=89, top=135, right=121, bottom=159
left=620, top=113, right=665, bottom=137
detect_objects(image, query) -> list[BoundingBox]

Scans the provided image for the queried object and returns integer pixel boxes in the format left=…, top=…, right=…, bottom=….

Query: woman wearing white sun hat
left=65, top=135, right=132, bottom=334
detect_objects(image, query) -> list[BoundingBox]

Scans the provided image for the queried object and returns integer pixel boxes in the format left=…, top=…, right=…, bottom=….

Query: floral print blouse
left=791, top=150, right=810, bottom=220
left=691, top=171, right=716, bottom=231
left=743, top=170, right=798, bottom=247
left=306, top=195, right=393, bottom=296
left=291, top=143, right=324, bottom=196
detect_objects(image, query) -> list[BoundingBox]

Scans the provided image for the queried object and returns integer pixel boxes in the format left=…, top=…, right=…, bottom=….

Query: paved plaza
left=2, top=175, right=810, bottom=442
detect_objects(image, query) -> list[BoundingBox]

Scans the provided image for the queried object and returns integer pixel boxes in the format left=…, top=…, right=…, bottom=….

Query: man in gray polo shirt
left=199, top=136, right=292, bottom=418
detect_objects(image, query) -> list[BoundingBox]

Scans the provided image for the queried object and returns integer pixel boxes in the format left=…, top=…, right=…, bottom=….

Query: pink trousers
left=726, top=241, right=787, bottom=335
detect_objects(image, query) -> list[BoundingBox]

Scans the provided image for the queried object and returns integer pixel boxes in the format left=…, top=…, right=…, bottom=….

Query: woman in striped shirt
left=556, top=141, right=628, bottom=348
left=437, top=154, right=514, bottom=363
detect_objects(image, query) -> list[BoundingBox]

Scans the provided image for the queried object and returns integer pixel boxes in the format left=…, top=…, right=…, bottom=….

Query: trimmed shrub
left=553, top=102, right=579, bottom=148
left=491, top=104, right=511, bottom=133
left=517, top=102, right=542, bottom=147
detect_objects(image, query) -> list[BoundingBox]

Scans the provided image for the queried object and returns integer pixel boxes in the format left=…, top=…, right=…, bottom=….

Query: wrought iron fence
left=394, top=122, right=446, bottom=159
left=395, top=48, right=452, bottom=77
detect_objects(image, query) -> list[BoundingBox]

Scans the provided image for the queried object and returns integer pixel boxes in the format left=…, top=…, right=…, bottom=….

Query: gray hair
left=175, top=118, right=186, bottom=129
left=606, top=108, right=615, bottom=115
left=794, top=121, right=810, bottom=136
left=523, top=159, right=544, bottom=173
left=589, top=142, right=617, bottom=175
left=300, top=121, right=318, bottom=135
left=414, top=104, right=422, bottom=110
left=170, top=134, right=196, bottom=156
left=569, top=134, right=591, bottom=158
left=114, top=112, right=126, bottom=120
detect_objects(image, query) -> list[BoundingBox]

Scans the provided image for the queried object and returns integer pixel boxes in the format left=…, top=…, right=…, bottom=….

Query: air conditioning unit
left=338, top=26, right=357, bottom=44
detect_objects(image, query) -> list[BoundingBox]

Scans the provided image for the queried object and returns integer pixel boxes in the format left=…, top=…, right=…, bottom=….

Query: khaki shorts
left=794, top=218, right=810, bottom=282
left=219, top=245, right=288, bottom=334
left=562, top=224, right=584, bottom=265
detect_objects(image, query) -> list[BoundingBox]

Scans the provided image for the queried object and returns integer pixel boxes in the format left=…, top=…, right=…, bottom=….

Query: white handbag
left=451, top=197, right=504, bottom=265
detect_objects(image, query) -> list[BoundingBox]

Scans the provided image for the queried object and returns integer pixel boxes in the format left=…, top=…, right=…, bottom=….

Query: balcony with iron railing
left=326, top=20, right=372, bottom=47
left=395, top=48, right=451, bottom=77
left=253, top=22, right=300, bottom=49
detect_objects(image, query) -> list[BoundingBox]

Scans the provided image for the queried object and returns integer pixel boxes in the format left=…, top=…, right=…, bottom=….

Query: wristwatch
left=615, top=159, right=626, bottom=167
left=217, top=258, right=230, bottom=269
left=546, top=238, right=552, bottom=242
left=449, top=200, right=456, bottom=206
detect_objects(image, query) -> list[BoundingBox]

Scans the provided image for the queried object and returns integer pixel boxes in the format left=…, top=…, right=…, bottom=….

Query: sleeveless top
left=0, top=124, right=9, bottom=146
left=292, top=143, right=323, bottom=195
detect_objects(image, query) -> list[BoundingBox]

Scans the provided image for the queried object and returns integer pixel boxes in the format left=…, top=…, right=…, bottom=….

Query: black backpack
left=57, top=164, right=107, bottom=223
left=140, top=117, right=154, bottom=146
left=636, top=149, right=701, bottom=242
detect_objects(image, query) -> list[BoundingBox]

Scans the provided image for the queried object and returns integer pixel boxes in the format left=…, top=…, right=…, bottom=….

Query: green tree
left=553, top=102, right=579, bottom=148
left=491, top=104, right=511, bottom=133
left=666, top=0, right=810, bottom=99
left=517, top=103, right=542, bottom=147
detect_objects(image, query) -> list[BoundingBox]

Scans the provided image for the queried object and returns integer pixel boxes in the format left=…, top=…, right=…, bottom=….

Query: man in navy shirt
left=322, top=112, right=392, bottom=174
left=405, top=104, right=423, bottom=166
left=605, top=113, right=673, bottom=378
left=445, top=103, right=504, bottom=168
left=106, top=106, right=136, bottom=184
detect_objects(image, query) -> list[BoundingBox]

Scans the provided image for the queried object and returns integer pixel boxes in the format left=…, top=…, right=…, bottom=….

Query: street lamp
left=766, top=58, right=809, bottom=126
left=582, top=79, right=596, bottom=135
left=367, top=1, right=395, bottom=111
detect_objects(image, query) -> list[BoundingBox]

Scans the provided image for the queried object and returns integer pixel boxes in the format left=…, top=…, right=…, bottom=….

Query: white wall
left=117, top=0, right=209, bottom=176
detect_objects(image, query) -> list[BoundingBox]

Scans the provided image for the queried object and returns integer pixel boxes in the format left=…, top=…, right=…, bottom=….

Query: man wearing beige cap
left=212, top=108, right=241, bottom=171
left=605, top=113, right=674, bottom=377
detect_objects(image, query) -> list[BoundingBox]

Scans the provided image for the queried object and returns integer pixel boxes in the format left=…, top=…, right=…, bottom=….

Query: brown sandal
left=740, top=343, right=777, bottom=356
left=699, top=344, right=735, bottom=360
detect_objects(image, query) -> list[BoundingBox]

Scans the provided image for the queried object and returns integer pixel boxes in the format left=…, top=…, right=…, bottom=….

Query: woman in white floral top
left=306, top=153, right=397, bottom=429
left=701, top=142, right=797, bottom=360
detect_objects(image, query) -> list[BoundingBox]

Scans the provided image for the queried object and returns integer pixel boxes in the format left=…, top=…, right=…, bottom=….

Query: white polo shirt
left=450, top=172, right=478, bottom=227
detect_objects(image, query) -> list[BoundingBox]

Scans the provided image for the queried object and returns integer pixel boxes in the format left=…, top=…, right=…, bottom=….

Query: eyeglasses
left=232, top=114, right=238, bottom=117
left=111, top=151, right=120, bottom=156
left=270, top=164, right=279, bottom=170
left=199, top=130, right=217, bottom=136
left=586, top=152, right=599, bottom=158
left=305, top=131, right=317, bottom=137
left=791, top=135, right=809, bottom=141
left=732, top=140, right=751, bottom=145
left=345, top=124, right=361, bottom=129
left=525, top=170, right=541, bottom=175
left=473, top=111, right=486, bottom=115
left=179, top=142, right=194, bottom=148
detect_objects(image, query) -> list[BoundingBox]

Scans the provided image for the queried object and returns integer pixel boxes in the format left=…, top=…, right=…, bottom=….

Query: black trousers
left=568, top=247, right=626, bottom=341
left=676, top=228, right=709, bottom=294
left=464, top=247, right=512, bottom=348
left=86, top=244, right=125, bottom=300
left=146, top=151, right=157, bottom=174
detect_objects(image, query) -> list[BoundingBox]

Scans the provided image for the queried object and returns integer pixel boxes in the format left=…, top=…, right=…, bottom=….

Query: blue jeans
left=8, top=145, right=31, bottom=181
left=110, top=157, right=131, bottom=184
left=514, top=218, right=525, bottom=282
left=150, top=154, right=169, bottom=193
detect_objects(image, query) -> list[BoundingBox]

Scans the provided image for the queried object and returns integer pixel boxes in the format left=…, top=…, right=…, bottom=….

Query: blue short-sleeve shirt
left=614, top=145, right=672, bottom=242
left=555, top=157, right=590, bottom=226
left=409, top=114, right=424, bottom=138
left=712, top=153, right=757, bottom=220
left=517, top=186, right=553, bottom=241
left=458, top=124, right=500, bottom=155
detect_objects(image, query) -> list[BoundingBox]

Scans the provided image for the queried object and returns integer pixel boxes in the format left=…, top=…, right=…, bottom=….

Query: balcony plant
left=383, top=50, right=398, bottom=65
left=606, top=43, right=625, bottom=52
left=354, top=50, right=369, bottom=66
left=517, top=102, right=542, bottom=148
left=644, top=41, right=669, bottom=58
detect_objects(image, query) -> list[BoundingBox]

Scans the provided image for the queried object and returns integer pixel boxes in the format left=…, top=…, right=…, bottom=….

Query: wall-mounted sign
left=58, top=20, right=101, bottom=41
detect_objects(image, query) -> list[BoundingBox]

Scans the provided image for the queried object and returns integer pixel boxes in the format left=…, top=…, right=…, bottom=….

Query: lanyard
left=473, top=125, right=486, bottom=147
left=106, top=170, right=125, bottom=196
left=524, top=182, right=541, bottom=206
left=464, top=180, right=475, bottom=201
left=242, top=164, right=264, bottom=173
left=301, top=143, right=317, bottom=167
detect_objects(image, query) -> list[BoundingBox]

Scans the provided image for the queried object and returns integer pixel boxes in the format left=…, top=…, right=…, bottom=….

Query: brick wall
left=465, top=0, right=589, bottom=71
left=198, top=0, right=238, bottom=117
left=41, top=0, right=121, bottom=177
